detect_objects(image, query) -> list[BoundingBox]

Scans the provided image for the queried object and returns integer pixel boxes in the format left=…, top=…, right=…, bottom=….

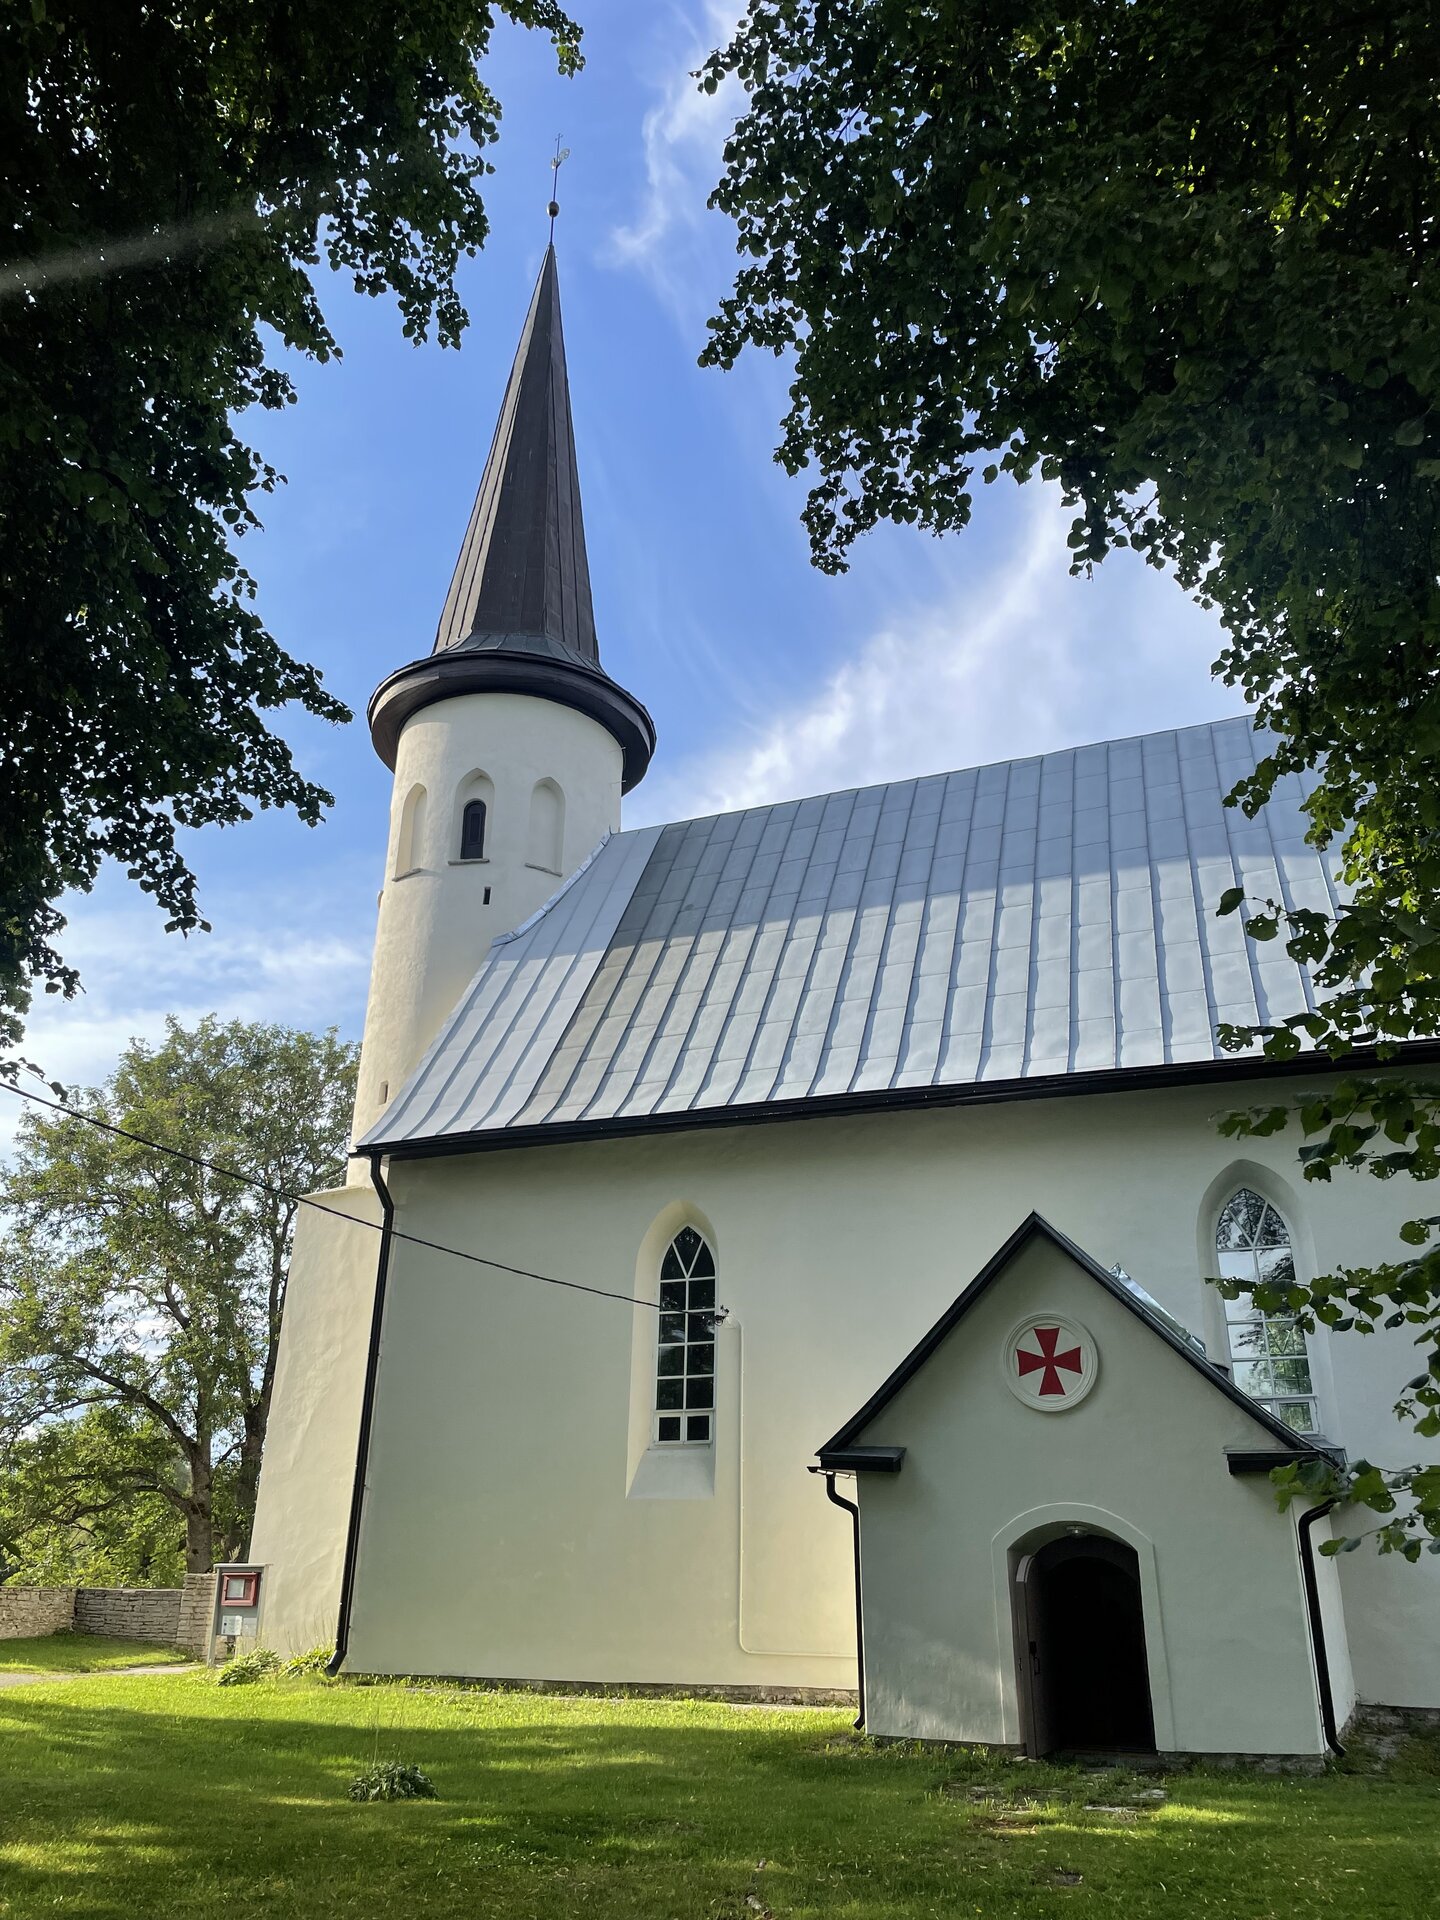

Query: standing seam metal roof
left=434, top=243, right=598, bottom=664
left=359, top=716, right=1344, bottom=1150
left=364, top=244, right=657, bottom=789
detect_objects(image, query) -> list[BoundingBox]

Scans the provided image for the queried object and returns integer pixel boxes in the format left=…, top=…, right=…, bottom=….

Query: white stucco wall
left=349, top=692, right=623, bottom=1155
left=850, top=1234, right=1327, bottom=1754
left=252, top=1073, right=1440, bottom=1705
left=248, top=1183, right=383, bottom=1654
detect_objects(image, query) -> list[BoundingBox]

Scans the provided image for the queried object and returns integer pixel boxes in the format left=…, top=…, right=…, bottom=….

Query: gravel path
left=0, top=1663, right=195, bottom=1688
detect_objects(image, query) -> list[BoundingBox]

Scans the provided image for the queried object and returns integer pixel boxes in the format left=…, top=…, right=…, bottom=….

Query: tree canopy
left=0, top=1017, right=357, bottom=1578
left=704, top=1, right=1440, bottom=1553
left=0, top=0, right=580, bottom=1062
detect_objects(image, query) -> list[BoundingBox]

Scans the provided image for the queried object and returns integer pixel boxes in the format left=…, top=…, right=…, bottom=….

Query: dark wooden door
left=1013, top=1535, right=1155, bottom=1757
left=1013, top=1551, right=1055, bottom=1758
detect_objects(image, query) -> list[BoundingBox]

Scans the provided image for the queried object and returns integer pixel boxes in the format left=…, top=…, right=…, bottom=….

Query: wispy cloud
left=608, top=4, right=741, bottom=319
left=2, top=873, right=373, bottom=1153
left=633, top=488, right=1239, bottom=825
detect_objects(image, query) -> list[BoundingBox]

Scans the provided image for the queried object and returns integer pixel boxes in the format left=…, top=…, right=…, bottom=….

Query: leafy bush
left=215, top=1646, right=282, bottom=1687
left=282, top=1646, right=333, bottom=1676
left=348, top=1761, right=437, bottom=1802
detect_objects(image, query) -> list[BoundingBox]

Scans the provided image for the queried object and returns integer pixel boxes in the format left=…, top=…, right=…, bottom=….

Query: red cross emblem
left=1016, top=1324, right=1084, bottom=1397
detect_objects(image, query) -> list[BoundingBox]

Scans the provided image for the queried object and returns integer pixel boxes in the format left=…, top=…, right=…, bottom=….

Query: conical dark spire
left=434, top=245, right=598, bottom=664
left=368, top=245, right=654, bottom=791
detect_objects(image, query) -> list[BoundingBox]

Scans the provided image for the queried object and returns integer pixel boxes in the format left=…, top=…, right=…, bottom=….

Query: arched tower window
left=394, top=784, right=428, bottom=877
left=1215, top=1189, right=1319, bottom=1433
left=655, top=1226, right=716, bottom=1446
left=460, top=798, right=488, bottom=862
left=454, top=769, right=494, bottom=862
left=527, top=778, right=565, bottom=874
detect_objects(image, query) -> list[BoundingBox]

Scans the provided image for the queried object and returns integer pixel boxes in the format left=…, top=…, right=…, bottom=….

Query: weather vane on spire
left=548, top=137, right=570, bottom=244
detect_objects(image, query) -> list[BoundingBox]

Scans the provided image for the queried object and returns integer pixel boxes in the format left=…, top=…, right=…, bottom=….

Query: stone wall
left=73, top=1587, right=182, bottom=1644
left=1, top=1575, right=219, bottom=1652
left=0, top=1587, right=76, bottom=1639
left=177, top=1573, right=217, bottom=1660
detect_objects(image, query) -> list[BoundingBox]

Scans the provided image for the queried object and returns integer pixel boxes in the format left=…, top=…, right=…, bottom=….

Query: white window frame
left=654, top=1227, right=716, bottom=1447
left=1215, top=1188, right=1321, bottom=1434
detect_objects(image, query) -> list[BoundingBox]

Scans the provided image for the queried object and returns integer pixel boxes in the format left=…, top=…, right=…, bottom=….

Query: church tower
left=349, top=245, right=655, bottom=1153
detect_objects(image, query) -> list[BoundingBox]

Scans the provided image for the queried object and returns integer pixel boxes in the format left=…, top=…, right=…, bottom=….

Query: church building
left=249, top=247, right=1440, bottom=1760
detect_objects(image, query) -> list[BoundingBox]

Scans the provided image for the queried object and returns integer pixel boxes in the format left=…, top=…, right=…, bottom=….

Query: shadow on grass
left=0, top=1680, right=1434, bottom=1919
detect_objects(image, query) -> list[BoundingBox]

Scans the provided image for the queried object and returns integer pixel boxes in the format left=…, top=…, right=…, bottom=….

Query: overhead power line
left=0, top=1082, right=661, bottom=1313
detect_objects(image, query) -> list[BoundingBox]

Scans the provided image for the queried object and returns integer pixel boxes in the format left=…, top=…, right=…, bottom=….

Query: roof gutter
left=1297, top=1501, right=1345, bottom=1758
left=327, top=1151, right=396, bottom=1678
left=358, top=1041, right=1440, bottom=1164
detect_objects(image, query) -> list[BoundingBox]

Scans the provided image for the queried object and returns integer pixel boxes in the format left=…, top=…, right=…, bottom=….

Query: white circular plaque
left=1002, top=1313, right=1098, bottom=1412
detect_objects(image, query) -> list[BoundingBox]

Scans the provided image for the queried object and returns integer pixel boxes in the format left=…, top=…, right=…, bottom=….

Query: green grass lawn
left=0, top=1633, right=188, bottom=1674
left=0, top=1673, right=1434, bottom=1919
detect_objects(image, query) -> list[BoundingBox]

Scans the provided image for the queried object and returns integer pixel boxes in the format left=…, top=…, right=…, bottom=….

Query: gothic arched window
left=459, top=797, right=488, bottom=862
left=394, top=783, right=428, bottom=876
left=655, top=1227, right=715, bottom=1446
left=526, top=777, right=565, bottom=873
left=1215, top=1188, right=1319, bottom=1433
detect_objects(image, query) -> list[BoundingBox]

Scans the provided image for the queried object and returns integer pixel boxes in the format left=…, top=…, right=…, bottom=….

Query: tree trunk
left=185, top=1451, right=214, bottom=1573
left=232, top=1390, right=272, bottom=1560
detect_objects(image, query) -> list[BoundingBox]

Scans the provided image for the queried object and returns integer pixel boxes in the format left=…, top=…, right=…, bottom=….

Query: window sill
left=627, top=1441, right=715, bottom=1501
left=448, top=858, right=490, bottom=867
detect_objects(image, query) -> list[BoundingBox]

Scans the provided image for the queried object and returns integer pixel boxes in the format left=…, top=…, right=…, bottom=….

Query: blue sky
left=15, top=0, right=1244, bottom=1129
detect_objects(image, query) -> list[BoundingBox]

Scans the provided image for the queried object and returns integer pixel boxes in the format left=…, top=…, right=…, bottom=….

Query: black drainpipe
left=1297, top=1500, right=1345, bottom=1757
left=824, top=1471, right=865, bottom=1731
left=326, top=1152, right=396, bottom=1678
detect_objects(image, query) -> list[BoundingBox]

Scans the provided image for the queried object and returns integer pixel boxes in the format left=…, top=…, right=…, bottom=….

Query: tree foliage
left=0, top=1017, right=357, bottom=1576
left=703, top=1, right=1440, bottom=1550
left=0, top=0, right=581, bottom=1059
left=1218, top=1085, right=1440, bottom=1558
left=0, top=1405, right=204, bottom=1587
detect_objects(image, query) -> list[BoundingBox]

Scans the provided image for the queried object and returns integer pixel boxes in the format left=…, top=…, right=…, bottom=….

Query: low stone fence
left=177, top=1574, right=217, bottom=1657
left=2, top=1572, right=217, bottom=1656
left=0, top=1587, right=76, bottom=1639
left=74, top=1586, right=182, bottom=1644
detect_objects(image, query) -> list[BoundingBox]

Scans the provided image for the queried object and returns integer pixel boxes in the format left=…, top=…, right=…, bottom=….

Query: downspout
left=1297, top=1500, right=1345, bottom=1758
left=824, top=1471, right=865, bottom=1731
left=326, top=1152, right=396, bottom=1677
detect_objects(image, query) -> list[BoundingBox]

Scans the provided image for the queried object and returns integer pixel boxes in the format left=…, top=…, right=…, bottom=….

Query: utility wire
left=0, top=1081, right=661, bottom=1313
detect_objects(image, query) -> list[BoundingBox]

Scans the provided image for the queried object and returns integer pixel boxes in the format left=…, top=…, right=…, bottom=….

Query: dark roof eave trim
left=368, top=649, right=656, bottom=791
left=1226, top=1446, right=1345, bottom=1475
left=357, top=1039, right=1440, bottom=1163
left=814, top=1446, right=907, bottom=1474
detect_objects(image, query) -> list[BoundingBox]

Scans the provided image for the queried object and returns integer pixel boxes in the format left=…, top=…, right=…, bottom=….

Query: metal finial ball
left=547, top=200, right=560, bottom=219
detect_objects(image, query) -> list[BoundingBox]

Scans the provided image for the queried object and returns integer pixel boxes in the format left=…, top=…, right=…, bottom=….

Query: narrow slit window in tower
left=460, top=798, right=488, bottom=862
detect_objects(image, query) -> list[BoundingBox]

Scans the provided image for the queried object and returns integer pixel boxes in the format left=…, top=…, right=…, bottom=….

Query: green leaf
left=0, top=0, right=585, bottom=1059
left=701, top=0, right=1440, bottom=1576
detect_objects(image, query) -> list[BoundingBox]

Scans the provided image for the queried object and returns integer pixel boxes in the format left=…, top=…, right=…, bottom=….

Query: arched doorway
left=1014, top=1534, right=1156, bottom=1756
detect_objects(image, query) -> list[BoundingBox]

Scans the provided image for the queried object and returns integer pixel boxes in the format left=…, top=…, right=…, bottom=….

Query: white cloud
left=633, top=488, right=1239, bottom=825
left=2, top=875, right=373, bottom=1155
left=608, top=4, right=742, bottom=317
left=607, top=4, right=1242, bottom=830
